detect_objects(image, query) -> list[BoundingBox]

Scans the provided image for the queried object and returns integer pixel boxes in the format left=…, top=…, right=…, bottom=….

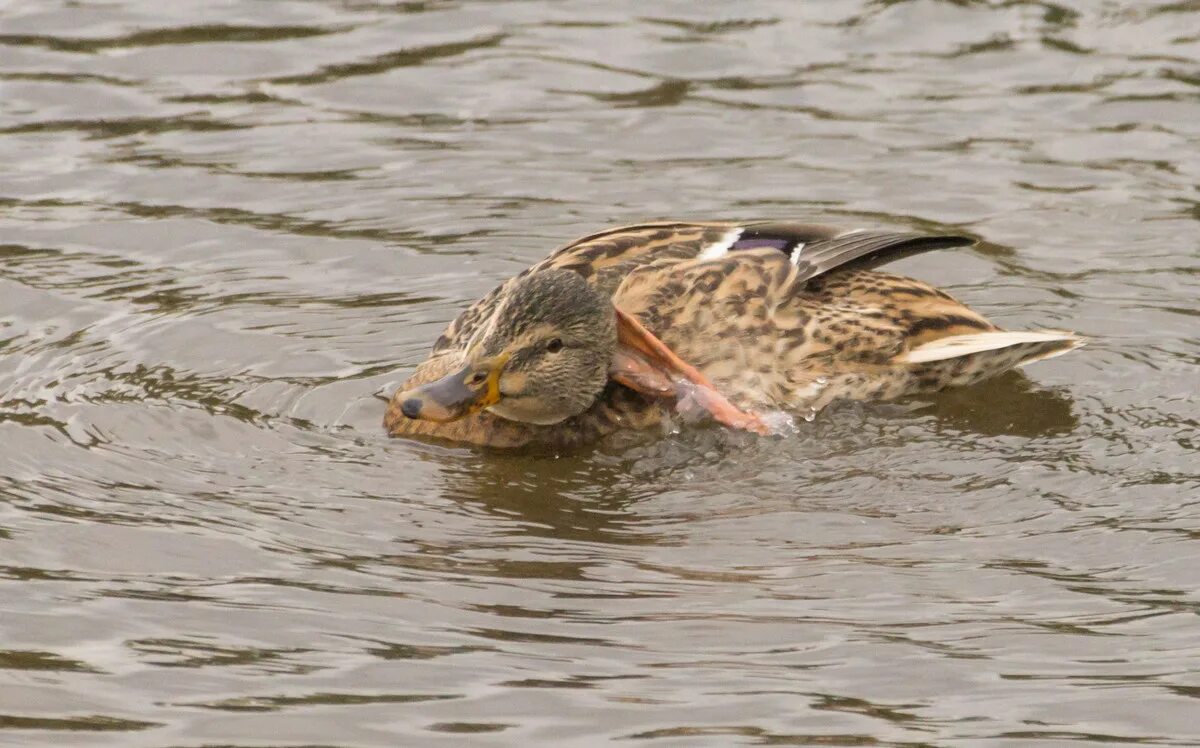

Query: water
left=1, top=1, right=1198, bottom=745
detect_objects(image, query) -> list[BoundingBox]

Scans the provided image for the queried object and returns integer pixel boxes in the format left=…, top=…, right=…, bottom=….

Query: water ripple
left=1, top=0, right=1198, bottom=746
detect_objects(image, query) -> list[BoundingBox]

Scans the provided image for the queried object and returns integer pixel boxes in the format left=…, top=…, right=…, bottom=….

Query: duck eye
left=545, top=338, right=564, bottom=353
left=468, top=370, right=488, bottom=385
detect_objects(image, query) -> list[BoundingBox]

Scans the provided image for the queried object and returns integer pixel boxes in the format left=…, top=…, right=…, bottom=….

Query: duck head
left=392, top=267, right=768, bottom=433
left=395, top=269, right=617, bottom=425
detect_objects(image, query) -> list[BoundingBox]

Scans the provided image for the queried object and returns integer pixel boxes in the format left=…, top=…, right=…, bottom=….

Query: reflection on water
left=2, top=0, right=1199, bottom=745
left=925, top=370, right=1078, bottom=437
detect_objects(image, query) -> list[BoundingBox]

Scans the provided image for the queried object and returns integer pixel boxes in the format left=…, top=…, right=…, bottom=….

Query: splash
left=761, top=409, right=800, bottom=435
left=669, top=371, right=831, bottom=435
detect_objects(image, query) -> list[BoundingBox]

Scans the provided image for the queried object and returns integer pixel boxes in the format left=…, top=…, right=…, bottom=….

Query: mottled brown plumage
left=386, top=221, right=1083, bottom=448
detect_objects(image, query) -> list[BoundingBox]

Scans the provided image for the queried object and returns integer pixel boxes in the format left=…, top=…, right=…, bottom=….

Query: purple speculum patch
left=730, top=237, right=793, bottom=251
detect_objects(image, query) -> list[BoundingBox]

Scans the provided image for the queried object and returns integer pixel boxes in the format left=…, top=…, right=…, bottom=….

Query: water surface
left=1, top=1, right=1198, bottom=745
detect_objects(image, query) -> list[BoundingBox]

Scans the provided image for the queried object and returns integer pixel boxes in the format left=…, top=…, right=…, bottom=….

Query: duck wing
left=541, top=221, right=974, bottom=289
left=733, top=222, right=975, bottom=284
left=432, top=221, right=973, bottom=357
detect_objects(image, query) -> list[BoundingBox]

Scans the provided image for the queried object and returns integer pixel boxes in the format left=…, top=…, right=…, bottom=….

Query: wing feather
left=793, top=230, right=975, bottom=283
left=429, top=221, right=974, bottom=355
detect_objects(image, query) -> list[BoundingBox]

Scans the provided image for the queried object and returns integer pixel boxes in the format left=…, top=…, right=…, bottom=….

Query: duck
left=385, top=221, right=1083, bottom=448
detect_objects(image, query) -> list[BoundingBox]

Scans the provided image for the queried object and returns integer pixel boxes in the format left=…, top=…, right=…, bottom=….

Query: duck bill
left=609, top=308, right=769, bottom=434
left=394, top=355, right=507, bottom=422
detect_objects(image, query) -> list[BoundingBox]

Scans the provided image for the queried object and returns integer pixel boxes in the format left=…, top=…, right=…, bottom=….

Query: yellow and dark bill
left=395, top=354, right=508, bottom=422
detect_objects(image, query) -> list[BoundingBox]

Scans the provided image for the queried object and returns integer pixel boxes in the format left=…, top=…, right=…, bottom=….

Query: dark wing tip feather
left=845, top=233, right=975, bottom=267
left=718, top=221, right=976, bottom=283
left=794, top=230, right=976, bottom=284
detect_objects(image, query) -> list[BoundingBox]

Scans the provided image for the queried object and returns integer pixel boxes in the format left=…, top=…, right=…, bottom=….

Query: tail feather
left=896, top=329, right=1085, bottom=366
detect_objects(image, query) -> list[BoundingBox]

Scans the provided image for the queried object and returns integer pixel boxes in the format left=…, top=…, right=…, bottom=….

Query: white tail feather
left=898, top=330, right=1085, bottom=365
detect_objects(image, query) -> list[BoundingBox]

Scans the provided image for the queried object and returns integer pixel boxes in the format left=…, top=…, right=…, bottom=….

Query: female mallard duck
left=386, top=221, right=1082, bottom=448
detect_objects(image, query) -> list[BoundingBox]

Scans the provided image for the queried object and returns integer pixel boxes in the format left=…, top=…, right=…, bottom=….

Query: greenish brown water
left=1, top=1, right=1198, bottom=746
